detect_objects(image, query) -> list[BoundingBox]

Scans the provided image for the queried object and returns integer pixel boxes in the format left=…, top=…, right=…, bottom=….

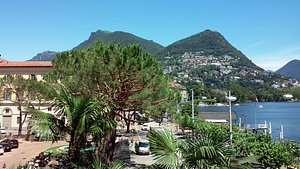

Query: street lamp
left=227, top=91, right=236, bottom=144
left=191, top=89, right=195, bottom=139
left=191, top=89, right=194, bottom=123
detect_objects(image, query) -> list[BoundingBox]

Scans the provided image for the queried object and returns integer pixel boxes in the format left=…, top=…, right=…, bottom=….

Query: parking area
left=0, top=140, right=67, bottom=168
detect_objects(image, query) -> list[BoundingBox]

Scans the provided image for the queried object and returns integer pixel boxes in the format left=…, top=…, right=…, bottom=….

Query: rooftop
left=0, top=58, right=52, bottom=67
left=198, top=111, right=237, bottom=121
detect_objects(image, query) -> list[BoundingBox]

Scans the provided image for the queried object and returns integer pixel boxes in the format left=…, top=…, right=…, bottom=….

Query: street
left=128, top=123, right=158, bottom=168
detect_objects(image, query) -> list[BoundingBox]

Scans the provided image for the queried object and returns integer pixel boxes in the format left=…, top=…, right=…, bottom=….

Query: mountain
left=30, top=30, right=164, bottom=61
left=157, top=29, right=286, bottom=89
left=73, top=30, right=164, bottom=55
left=29, top=51, right=57, bottom=61
left=276, top=59, right=300, bottom=80
left=158, top=29, right=260, bottom=69
left=28, top=29, right=294, bottom=92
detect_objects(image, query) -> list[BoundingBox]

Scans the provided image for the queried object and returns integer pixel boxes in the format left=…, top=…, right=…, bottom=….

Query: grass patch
left=44, top=145, right=68, bottom=156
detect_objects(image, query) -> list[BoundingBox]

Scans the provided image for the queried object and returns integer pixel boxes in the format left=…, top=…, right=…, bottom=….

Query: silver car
left=135, top=140, right=150, bottom=155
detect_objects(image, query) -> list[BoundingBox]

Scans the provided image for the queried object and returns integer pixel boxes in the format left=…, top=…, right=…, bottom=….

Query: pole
left=192, top=89, right=194, bottom=123
left=191, top=89, right=194, bottom=139
left=264, top=121, right=267, bottom=134
left=280, top=125, right=284, bottom=140
left=229, top=91, right=232, bottom=144
left=269, top=122, right=272, bottom=138
left=254, top=101, right=257, bottom=130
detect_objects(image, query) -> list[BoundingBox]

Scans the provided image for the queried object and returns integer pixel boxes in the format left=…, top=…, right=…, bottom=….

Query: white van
left=135, top=140, right=150, bottom=155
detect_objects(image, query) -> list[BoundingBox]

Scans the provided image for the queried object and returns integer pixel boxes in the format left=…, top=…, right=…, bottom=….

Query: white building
left=0, top=58, right=53, bottom=135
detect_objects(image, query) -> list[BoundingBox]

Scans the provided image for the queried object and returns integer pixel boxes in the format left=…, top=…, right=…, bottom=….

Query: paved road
left=129, top=142, right=155, bottom=167
left=129, top=124, right=155, bottom=168
left=0, top=140, right=67, bottom=168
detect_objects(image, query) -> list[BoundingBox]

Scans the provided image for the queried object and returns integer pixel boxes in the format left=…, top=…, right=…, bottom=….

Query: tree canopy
left=44, top=42, right=177, bottom=162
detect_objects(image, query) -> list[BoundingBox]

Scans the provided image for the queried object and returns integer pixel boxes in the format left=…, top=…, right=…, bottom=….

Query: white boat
left=283, top=94, right=293, bottom=100
left=258, top=105, right=263, bottom=109
left=215, top=103, right=225, bottom=107
left=198, top=102, right=206, bottom=107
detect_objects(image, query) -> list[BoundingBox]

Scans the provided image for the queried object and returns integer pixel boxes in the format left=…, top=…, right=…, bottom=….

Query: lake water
left=199, top=102, right=300, bottom=142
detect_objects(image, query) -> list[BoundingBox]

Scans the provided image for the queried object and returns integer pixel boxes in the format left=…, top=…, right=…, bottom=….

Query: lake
left=199, top=102, right=300, bottom=142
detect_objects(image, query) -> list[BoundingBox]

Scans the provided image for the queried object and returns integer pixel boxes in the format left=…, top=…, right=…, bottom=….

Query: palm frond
left=27, top=108, right=63, bottom=139
left=229, top=155, right=260, bottom=169
left=180, top=137, right=234, bottom=168
left=74, top=155, right=125, bottom=169
left=147, top=129, right=182, bottom=169
left=107, top=160, right=125, bottom=169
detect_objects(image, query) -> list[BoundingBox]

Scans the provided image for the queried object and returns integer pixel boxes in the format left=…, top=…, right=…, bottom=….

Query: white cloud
left=246, top=40, right=269, bottom=48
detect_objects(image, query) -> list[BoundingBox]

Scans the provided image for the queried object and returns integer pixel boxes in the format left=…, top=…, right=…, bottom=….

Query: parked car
left=150, top=126, right=164, bottom=132
left=135, top=140, right=150, bottom=155
left=141, top=124, right=150, bottom=131
left=0, top=142, right=11, bottom=152
left=0, top=127, right=6, bottom=135
left=0, top=145, right=4, bottom=155
left=1, top=138, right=19, bottom=148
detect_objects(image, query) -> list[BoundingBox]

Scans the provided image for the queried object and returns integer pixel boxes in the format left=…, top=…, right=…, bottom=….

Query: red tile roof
left=168, top=81, right=180, bottom=87
left=0, top=58, right=52, bottom=67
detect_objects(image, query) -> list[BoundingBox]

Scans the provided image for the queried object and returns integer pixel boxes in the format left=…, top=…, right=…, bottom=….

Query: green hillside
left=157, top=30, right=290, bottom=91
left=158, top=29, right=261, bottom=69
left=73, top=30, right=164, bottom=55
left=29, top=51, right=57, bottom=61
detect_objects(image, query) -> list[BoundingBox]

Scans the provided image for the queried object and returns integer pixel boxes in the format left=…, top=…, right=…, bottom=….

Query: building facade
left=168, top=81, right=188, bottom=102
left=0, top=58, right=53, bottom=135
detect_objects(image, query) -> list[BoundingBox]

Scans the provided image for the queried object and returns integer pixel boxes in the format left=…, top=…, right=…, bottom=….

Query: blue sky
left=0, top=0, right=299, bottom=71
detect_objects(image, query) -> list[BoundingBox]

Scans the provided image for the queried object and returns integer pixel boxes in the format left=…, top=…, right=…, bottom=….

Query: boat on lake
left=283, top=94, right=293, bottom=100
left=215, top=103, right=226, bottom=107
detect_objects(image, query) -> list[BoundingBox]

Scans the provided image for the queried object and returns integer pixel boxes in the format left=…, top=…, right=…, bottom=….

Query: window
left=16, top=89, right=24, bottom=101
left=4, top=88, right=12, bottom=100
left=47, top=107, right=52, bottom=111
left=4, top=74, right=12, bottom=80
left=30, top=74, right=36, bottom=80
left=16, top=74, right=22, bottom=78
left=17, top=117, right=20, bottom=124
left=29, top=92, right=36, bottom=101
left=5, top=108, right=10, bottom=113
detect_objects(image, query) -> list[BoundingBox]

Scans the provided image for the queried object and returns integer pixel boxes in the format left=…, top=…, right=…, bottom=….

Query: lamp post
left=227, top=91, right=237, bottom=144
left=191, top=89, right=194, bottom=123
left=191, top=89, right=195, bottom=139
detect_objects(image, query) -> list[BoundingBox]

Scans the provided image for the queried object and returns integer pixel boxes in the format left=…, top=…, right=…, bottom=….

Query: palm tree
left=148, top=129, right=182, bottom=169
left=148, top=129, right=233, bottom=169
left=75, top=155, right=125, bottom=169
left=28, top=86, right=116, bottom=165
left=148, top=123, right=257, bottom=169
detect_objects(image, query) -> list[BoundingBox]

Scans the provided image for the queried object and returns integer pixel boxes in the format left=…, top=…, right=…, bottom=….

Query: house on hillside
left=0, top=58, right=53, bottom=135
left=168, top=81, right=187, bottom=102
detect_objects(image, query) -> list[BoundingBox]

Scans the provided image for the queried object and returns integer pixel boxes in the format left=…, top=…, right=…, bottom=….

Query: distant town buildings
left=163, top=51, right=300, bottom=88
